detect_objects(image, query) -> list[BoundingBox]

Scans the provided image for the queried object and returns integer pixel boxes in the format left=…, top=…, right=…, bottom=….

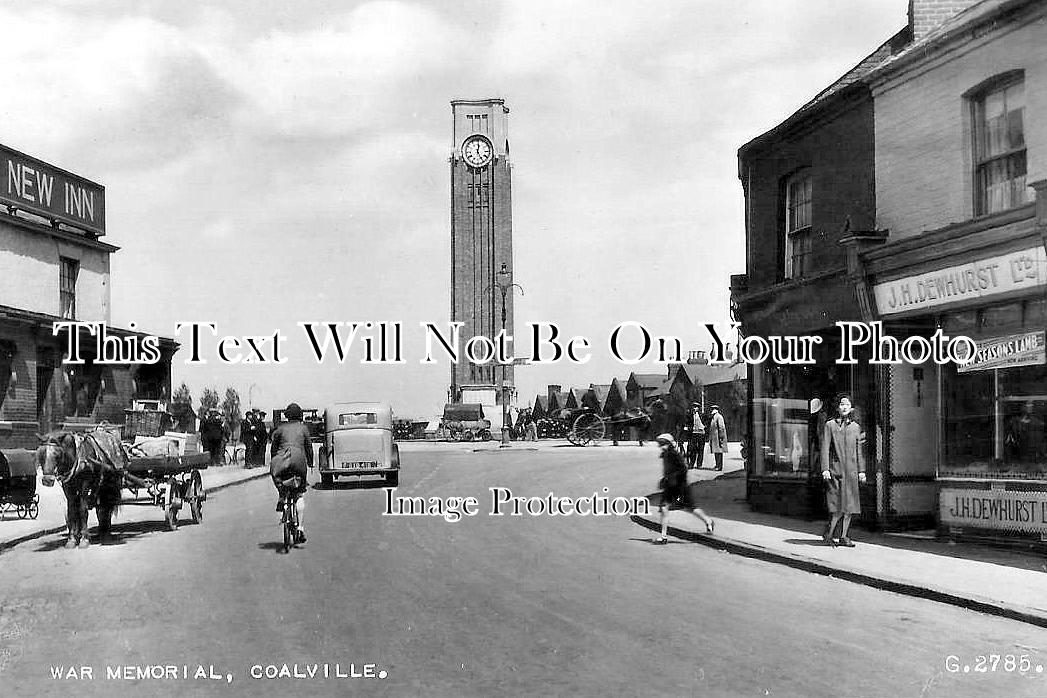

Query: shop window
left=750, top=358, right=856, bottom=478
left=60, top=257, right=78, bottom=320
left=971, top=74, right=1031, bottom=216
left=942, top=297, right=1047, bottom=481
left=783, top=169, right=812, bottom=279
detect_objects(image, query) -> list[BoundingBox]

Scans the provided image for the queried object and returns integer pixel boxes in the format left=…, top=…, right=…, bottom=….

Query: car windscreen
left=339, top=412, right=377, bottom=426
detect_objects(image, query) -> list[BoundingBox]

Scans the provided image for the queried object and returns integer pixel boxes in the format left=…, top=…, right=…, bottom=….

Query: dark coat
left=821, top=417, right=865, bottom=514
left=270, top=421, right=313, bottom=479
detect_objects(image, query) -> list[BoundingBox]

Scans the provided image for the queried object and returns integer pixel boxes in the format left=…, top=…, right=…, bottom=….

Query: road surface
left=1, top=444, right=1045, bottom=697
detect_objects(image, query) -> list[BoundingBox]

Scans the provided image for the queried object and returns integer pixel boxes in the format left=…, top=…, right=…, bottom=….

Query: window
left=339, top=412, right=377, bottom=426
left=59, top=257, right=78, bottom=320
left=784, top=170, right=812, bottom=279
left=973, top=77, right=1031, bottom=216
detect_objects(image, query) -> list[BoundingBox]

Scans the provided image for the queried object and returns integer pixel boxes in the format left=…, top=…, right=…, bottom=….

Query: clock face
left=462, top=135, right=493, bottom=168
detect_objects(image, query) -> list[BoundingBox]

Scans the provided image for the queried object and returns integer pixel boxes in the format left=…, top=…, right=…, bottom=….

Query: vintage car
left=440, top=403, right=492, bottom=441
left=317, top=402, right=400, bottom=487
left=272, top=406, right=324, bottom=442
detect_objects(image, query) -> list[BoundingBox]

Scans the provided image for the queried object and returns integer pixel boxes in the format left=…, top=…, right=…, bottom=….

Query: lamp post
left=494, top=262, right=524, bottom=446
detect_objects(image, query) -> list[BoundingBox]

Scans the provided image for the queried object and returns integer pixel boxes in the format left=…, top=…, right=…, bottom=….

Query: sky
left=2, top=0, right=911, bottom=418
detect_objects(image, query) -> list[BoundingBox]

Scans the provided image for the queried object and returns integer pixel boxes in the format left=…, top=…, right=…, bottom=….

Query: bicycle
left=278, top=475, right=304, bottom=553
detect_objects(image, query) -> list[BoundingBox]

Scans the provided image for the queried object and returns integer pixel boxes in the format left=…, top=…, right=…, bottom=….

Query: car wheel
left=321, top=473, right=333, bottom=488
left=386, top=472, right=399, bottom=487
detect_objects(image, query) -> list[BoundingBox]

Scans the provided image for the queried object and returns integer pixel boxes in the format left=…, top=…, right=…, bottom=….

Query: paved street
left=2, top=444, right=1046, bottom=697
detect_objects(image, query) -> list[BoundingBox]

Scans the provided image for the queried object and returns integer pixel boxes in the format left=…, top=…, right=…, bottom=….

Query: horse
left=36, top=430, right=125, bottom=548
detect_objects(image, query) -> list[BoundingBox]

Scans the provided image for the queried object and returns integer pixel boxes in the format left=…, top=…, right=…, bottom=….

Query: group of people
left=655, top=393, right=866, bottom=549
left=680, top=403, right=729, bottom=470
left=240, top=409, right=270, bottom=467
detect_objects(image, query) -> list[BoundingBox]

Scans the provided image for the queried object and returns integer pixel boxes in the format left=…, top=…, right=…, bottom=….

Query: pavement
left=633, top=444, right=1047, bottom=629
left=4, top=439, right=1047, bottom=631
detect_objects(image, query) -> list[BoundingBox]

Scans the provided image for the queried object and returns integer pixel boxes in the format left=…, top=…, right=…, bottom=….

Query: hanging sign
left=955, top=331, right=1046, bottom=373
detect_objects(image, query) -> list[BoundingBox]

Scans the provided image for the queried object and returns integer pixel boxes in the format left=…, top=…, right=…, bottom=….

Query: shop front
left=865, top=203, right=1047, bottom=542
left=733, top=274, right=880, bottom=521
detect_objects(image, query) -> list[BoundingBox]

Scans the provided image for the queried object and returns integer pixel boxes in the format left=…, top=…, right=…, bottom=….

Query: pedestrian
left=708, top=404, right=728, bottom=471
left=653, top=433, right=714, bottom=544
left=252, top=410, right=269, bottom=465
left=240, top=411, right=254, bottom=467
left=687, top=402, right=707, bottom=468
left=199, top=408, right=225, bottom=467
left=525, top=414, right=538, bottom=441
left=821, top=394, right=866, bottom=547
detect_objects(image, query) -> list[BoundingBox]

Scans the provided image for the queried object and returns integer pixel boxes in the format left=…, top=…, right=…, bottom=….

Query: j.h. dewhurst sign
left=51, top=320, right=979, bottom=367
left=940, top=489, right=1047, bottom=534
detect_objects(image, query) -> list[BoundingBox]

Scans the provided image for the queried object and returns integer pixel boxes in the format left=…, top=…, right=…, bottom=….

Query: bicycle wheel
left=282, top=499, right=293, bottom=553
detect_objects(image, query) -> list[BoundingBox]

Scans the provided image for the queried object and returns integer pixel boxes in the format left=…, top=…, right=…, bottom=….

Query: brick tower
left=449, top=98, right=514, bottom=419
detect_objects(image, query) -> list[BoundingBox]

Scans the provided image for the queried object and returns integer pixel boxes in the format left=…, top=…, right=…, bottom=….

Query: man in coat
left=199, top=408, right=226, bottom=467
left=821, top=394, right=866, bottom=547
left=685, top=402, right=707, bottom=468
left=708, top=405, right=728, bottom=471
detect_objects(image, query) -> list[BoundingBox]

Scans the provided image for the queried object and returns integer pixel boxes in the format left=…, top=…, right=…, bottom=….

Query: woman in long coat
left=821, top=394, right=866, bottom=547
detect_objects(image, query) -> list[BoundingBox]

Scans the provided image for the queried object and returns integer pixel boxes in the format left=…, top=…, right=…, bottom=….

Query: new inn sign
left=1, top=143, right=105, bottom=236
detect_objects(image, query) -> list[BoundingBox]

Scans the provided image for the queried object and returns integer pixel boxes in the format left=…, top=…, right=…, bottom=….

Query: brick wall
left=741, top=93, right=876, bottom=292
left=909, top=0, right=980, bottom=41
left=874, top=18, right=1047, bottom=239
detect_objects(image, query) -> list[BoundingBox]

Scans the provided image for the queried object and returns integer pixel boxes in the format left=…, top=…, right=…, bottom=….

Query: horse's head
left=36, top=432, right=76, bottom=487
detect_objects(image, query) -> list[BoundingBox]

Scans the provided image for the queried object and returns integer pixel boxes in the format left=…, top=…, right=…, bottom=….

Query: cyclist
left=270, top=402, right=313, bottom=543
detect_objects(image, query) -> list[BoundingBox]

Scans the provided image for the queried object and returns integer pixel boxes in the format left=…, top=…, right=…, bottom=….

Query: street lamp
left=494, top=262, right=524, bottom=446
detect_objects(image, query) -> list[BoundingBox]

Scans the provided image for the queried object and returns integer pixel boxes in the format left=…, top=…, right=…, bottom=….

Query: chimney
left=547, top=384, right=561, bottom=403
left=908, top=0, right=979, bottom=42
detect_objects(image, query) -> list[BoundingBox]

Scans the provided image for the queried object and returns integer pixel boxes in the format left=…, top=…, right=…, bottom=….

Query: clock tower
left=449, top=98, right=514, bottom=418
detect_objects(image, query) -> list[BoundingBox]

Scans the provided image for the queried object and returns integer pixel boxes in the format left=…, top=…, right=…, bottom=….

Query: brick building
left=0, top=144, right=176, bottom=448
left=732, top=0, right=1047, bottom=540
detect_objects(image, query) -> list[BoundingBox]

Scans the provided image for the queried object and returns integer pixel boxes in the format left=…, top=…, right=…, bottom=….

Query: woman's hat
left=655, top=433, right=675, bottom=445
left=284, top=403, right=303, bottom=421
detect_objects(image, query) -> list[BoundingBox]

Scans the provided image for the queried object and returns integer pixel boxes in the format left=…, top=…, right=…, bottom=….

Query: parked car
left=317, top=402, right=400, bottom=487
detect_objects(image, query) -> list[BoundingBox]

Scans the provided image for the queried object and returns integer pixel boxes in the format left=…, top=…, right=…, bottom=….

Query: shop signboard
left=0, top=143, right=105, bottom=236
left=873, top=247, right=1047, bottom=316
left=940, top=488, right=1047, bottom=534
left=955, top=331, right=1046, bottom=373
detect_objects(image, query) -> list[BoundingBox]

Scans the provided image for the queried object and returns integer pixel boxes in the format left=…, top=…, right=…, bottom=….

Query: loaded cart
left=121, top=451, right=210, bottom=531
left=0, top=449, right=39, bottom=520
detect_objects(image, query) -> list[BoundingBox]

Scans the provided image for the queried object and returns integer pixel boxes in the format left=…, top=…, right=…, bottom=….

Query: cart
left=565, top=407, right=651, bottom=446
left=122, top=452, right=210, bottom=531
left=0, top=449, right=39, bottom=520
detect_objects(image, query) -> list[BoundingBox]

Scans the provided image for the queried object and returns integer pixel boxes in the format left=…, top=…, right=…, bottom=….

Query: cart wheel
left=28, top=500, right=39, bottom=519
left=165, top=477, right=180, bottom=531
left=571, top=414, right=606, bottom=446
left=17, top=504, right=28, bottom=519
left=189, top=471, right=204, bottom=524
